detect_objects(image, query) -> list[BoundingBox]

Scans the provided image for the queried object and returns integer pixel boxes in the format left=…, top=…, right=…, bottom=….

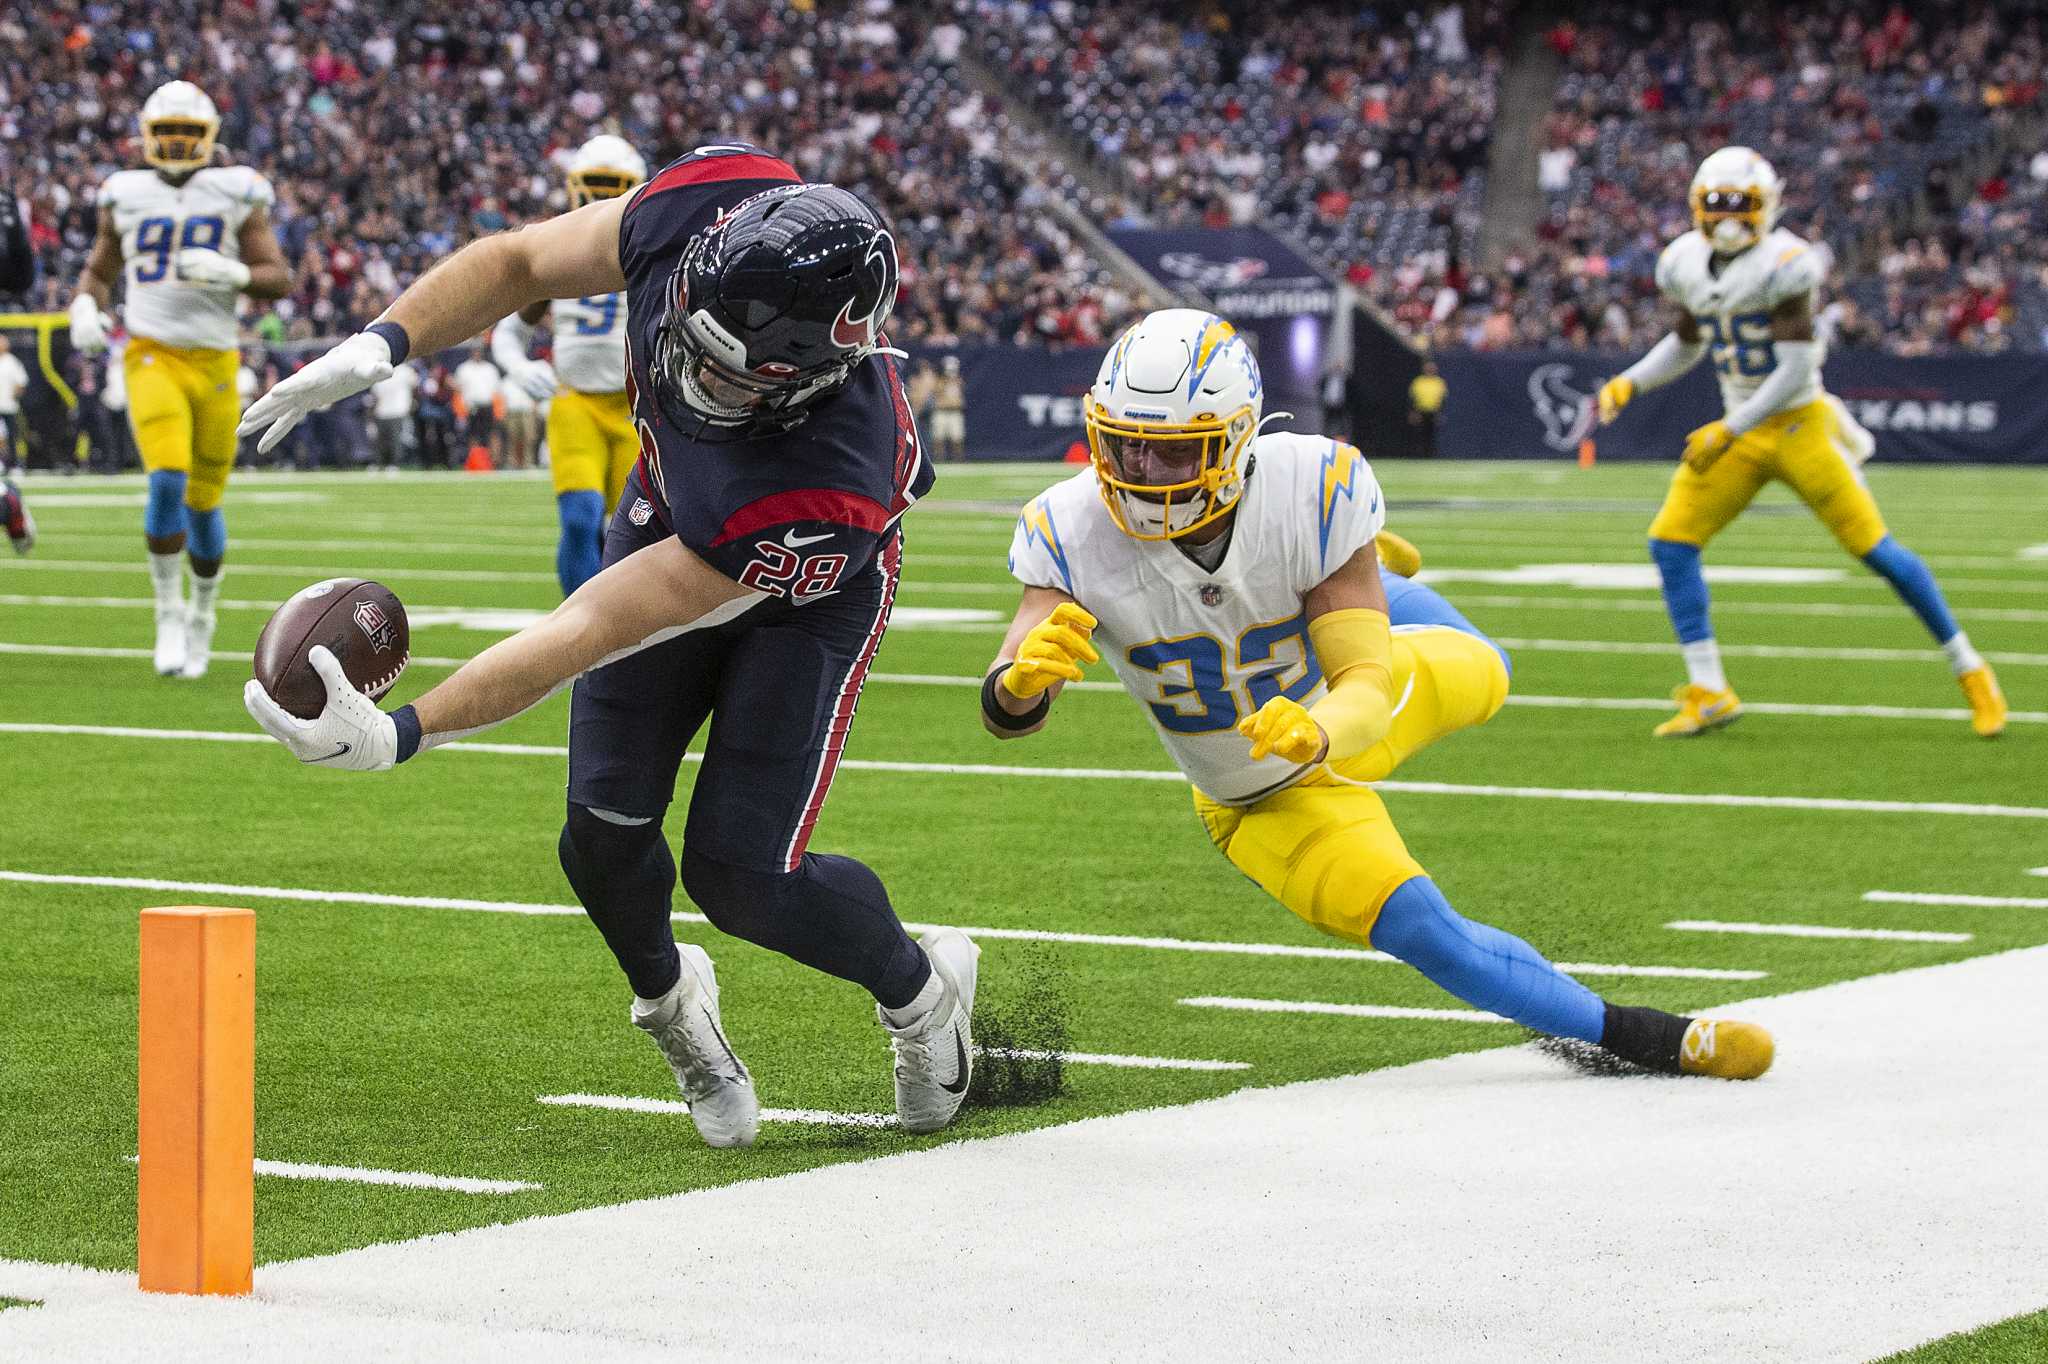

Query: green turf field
left=4, top=459, right=2044, bottom=1328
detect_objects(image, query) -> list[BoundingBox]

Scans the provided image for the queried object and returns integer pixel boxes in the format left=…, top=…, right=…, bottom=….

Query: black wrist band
left=392, top=704, right=422, bottom=764
left=367, top=320, right=411, bottom=366
left=981, top=667, right=1049, bottom=732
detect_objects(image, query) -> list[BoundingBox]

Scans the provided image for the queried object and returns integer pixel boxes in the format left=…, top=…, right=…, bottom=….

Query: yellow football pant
left=548, top=388, right=637, bottom=512
left=1648, top=396, right=1887, bottom=556
left=1193, top=625, right=1511, bottom=946
left=124, top=337, right=240, bottom=512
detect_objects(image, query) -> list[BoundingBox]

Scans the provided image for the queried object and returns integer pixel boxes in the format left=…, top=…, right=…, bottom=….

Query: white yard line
left=2029, top=867, right=2048, bottom=878
left=538, top=1094, right=897, bottom=1128
left=7, top=723, right=2047, bottom=819
left=1180, top=998, right=1509, bottom=1023
left=0, top=871, right=1760, bottom=981
left=120, top=1154, right=537, bottom=1195
left=979, top=1048, right=1250, bottom=1072
left=1446, top=592, right=2048, bottom=623
left=1862, top=890, right=2048, bottom=910
left=1494, top=635, right=2048, bottom=666
left=1666, top=919, right=1972, bottom=944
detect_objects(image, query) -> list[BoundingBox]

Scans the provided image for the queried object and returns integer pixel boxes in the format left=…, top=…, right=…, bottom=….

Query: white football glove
left=174, top=247, right=252, bottom=290
left=238, top=331, right=396, bottom=454
left=243, top=646, right=400, bottom=772
left=508, top=358, right=558, bottom=401
left=69, top=295, right=111, bottom=354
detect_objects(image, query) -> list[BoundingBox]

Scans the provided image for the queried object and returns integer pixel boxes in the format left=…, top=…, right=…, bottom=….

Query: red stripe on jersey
left=640, top=153, right=800, bottom=201
left=878, top=348, right=923, bottom=517
left=782, top=533, right=900, bottom=871
left=710, top=488, right=890, bottom=547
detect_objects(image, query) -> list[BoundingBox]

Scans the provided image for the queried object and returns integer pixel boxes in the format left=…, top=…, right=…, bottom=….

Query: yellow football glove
left=1595, top=375, right=1633, bottom=425
left=1000, top=602, right=1099, bottom=700
left=1682, top=419, right=1737, bottom=473
left=1238, top=695, right=1328, bottom=765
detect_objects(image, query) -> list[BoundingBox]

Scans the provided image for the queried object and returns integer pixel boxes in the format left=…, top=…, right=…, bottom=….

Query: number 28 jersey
left=1009, top=433, right=1386, bottom=805
left=97, top=165, right=274, bottom=352
left=1655, top=226, right=1829, bottom=417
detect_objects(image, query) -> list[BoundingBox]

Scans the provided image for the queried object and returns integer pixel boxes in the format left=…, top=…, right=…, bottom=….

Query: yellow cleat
left=1652, top=683, right=1742, bottom=738
left=1375, top=530, right=1422, bottom=578
left=1959, top=665, right=2007, bottom=738
left=1679, top=1018, right=1774, bottom=1080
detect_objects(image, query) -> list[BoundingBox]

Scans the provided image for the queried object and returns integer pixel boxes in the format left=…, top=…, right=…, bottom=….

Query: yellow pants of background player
left=1193, top=625, right=1510, bottom=946
left=548, top=389, right=638, bottom=512
left=125, top=337, right=239, bottom=512
left=1648, top=396, right=1887, bottom=556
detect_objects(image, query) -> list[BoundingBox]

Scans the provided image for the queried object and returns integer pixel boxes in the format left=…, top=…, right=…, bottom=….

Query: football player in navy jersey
left=238, top=145, right=973, bottom=1145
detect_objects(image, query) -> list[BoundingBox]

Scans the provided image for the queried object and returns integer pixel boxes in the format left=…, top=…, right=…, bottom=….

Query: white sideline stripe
left=0, top=871, right=1761, bottom=980
left=8, top=723, right=2048, bottom=819
left=1666, top=920, right=1972, bottom=944
left=2030, top=867, right=2048, bottom=878
left=538, top=1094, right=897, bottom=1128
left=1182, top=997, right=1511, bottom=1023
left=1863, top=890, right=2048, bottom=910
left=120, top=1153, right=537, bottom=1194
left=1493, top=635, right=2048, bottom=666
left=981, top=1048, right=1251, bottom=1072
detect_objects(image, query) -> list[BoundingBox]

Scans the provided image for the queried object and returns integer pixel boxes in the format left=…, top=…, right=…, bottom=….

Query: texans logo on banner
left=353, top=599, right=399, bottom=653
left=1527, top=364, right=1598, bottom=451
left=1156, top=253, right=1271, bottom=290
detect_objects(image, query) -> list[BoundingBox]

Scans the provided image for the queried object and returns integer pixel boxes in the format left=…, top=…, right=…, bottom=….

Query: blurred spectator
left=371, top=363, right=421, bottom=471
left=0, top=336, right=27, bottom=471
left=1409, top=359, right=1446, bottom=457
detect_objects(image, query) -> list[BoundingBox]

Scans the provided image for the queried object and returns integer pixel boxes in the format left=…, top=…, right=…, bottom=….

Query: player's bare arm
left=982, top=586, right=1095, bottom=739
left=240, top=194, right=630, bottom=452
left=245, top=534, right=763, bottom=770
left=76, top=205, right=122, bottom=309
left=385, top=194, right=628, bottom=356
left=233, top=206, right=293, bottom=299
left=1597, top=302, right=1704, bottom=425
left=1237, top=543, right=1397, bottom=766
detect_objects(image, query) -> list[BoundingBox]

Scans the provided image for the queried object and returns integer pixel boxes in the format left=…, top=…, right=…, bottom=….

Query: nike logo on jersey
left=310, top=742, right=352, bottom=763
left=782, top=528, right=834, bottom=548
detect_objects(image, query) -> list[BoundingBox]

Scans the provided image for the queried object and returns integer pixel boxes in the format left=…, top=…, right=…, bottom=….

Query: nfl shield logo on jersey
left=630, top=498, right=653, bottom=527
left=1199, top=583, right=1224, bottom=607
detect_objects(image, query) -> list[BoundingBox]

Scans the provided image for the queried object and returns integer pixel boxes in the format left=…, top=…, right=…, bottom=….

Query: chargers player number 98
left=1126, top=613, right=1323, bottom=734
left=134, top=215, right=225, bottom=283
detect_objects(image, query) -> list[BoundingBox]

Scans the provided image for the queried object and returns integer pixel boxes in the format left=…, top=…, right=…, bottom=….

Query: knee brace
left=1648, top=537, right=1712, bottom=644
left=145, top=470, right=189, bottom=540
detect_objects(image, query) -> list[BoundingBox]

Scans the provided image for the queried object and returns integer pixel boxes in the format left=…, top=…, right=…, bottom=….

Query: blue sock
left=186, top=505, right=226, bottom=561
left=1648, top=537, right=1712, bottom=644
left=1370, top=876, right=1606, bottom=1042
left=1382, top=572, right=1511, bottom=677
left=555, top=491, right=606, bottom=596
left=1862, top=534, right=1961, bottom=644
left=145, top=470, right=189, bottom=540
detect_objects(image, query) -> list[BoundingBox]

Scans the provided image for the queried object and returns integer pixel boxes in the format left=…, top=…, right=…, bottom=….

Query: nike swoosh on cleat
left=309, top=742, right=353, bottom=763
left=939, top=1030, right=971, bottom=1095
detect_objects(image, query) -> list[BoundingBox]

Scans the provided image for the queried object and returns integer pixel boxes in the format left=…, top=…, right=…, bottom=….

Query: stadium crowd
left=0, top=0, right=1136, bottom=357
left=1374, top=1, right=2048, bottom=354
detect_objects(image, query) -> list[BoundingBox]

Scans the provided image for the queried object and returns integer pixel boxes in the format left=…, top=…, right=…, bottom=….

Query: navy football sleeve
left=700, top=491, right=893, bottom=604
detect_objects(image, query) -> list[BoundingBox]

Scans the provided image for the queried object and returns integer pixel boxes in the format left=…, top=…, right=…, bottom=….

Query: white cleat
left=152, top=607, right=188, bottom=677
left=880, top=929, right=980, bottom=1135
left=180, top=608, right=216, bottom=680
left=632, top=942, right=759, bottom=1148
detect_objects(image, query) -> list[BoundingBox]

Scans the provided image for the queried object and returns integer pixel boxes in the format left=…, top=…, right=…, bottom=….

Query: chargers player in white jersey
left=493, top=135, right=648, bottom=595
left=1598, top=146, right=2006, bottom=738
left=70, top=81, right=292, bottom=679
left=988, top=309, right=1774, bottom=1081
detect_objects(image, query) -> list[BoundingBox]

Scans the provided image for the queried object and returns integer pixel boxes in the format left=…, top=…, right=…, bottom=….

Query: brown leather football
left=252, top=578, right=410, bottom=720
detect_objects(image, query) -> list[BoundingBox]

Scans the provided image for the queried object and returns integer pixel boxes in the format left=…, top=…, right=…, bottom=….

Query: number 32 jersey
left=1009, top=433, right=1385, bottom=805
left=1655, top=226, right=1829, bottom=417
left=97, top=165, right=274, bottom=352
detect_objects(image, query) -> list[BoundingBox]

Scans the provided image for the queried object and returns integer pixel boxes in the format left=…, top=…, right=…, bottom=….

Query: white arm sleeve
left=1723, top=340, right=1820, bottom=434
left=1619, top=332, right=1707, bottom=394
left=490, top=311, right=537, bottom=374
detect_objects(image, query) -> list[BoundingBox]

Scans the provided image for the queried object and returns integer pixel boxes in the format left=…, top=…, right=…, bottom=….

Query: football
left=252, top=578, right=410, bottom=720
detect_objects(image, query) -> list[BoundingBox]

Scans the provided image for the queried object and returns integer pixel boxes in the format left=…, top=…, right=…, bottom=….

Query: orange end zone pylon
left=138, top=906, right=255, bottom=1295
left=1578, top=437, right=1597, bottom=468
